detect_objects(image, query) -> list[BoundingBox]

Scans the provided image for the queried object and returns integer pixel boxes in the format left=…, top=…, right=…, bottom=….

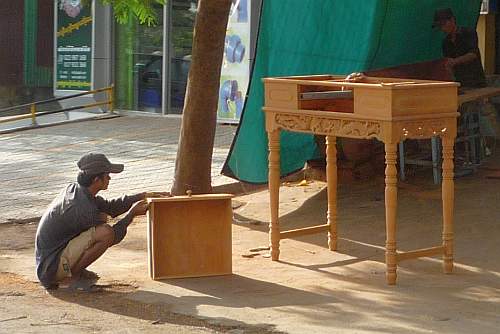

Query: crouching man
left=35, top=153, right=168, bottom=290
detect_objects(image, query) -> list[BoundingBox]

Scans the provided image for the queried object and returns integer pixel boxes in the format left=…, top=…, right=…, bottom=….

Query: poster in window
left=217, top=0, right=250, bottom=123
left=55, top=0, right=93, bottom=91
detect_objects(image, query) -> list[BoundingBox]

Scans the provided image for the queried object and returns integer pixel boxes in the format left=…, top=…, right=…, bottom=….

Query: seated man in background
left=35, top=153, right=169, bottom=290
left=434, top=8, right=496, bottom=155
left=433, top=7, right=486, bottom=88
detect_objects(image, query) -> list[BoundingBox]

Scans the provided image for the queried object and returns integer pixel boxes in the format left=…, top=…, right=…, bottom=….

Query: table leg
left=268, top=129, right=281, bottom=261
left=441, top=137, right=454, bottom=273
left=326, top=136, right=337, bottom=251
left=398, top=141, right=406, bottom=181
left=385, top=143, right=398, bottom=285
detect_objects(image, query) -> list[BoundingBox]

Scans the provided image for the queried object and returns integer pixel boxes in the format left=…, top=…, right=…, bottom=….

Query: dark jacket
left=35, top=183, right=141, bottom=288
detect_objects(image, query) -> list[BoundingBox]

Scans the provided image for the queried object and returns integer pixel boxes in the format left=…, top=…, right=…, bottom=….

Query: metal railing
left=0, top=85, right=114, bottom=126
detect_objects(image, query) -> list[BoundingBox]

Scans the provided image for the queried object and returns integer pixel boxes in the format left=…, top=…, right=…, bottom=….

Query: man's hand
left=446, top=53, right=476, bottom=71
left=444, top=58, right=456, bottom=76
left=98, top=212, right=108, bottom=223
left=128, top=200, right=149, bottom=217
left=143, top=191, right=171, bottom=199
left=445, top=57, right=457, bottom=68
left=344, top=72, right=365, bottom=82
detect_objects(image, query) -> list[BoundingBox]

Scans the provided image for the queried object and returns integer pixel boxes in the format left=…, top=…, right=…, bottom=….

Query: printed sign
left=55, top=0, right=93, bottom=91
left=217, top=0, right=251, bottom=123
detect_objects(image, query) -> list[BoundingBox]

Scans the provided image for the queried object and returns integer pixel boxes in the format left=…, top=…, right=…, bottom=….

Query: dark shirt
left=443, top=27, right=486, bottom=88
left=35, top=183, right=142, bottom=288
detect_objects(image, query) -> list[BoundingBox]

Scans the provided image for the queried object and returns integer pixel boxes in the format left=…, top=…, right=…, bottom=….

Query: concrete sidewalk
left=0, top=115, right=236, bottom=224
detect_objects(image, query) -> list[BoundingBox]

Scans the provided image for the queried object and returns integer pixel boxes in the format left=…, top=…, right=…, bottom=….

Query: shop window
left=169, top=1, right=197, bottom=113
left=115, top=1, right=197, bottom=114
left=115, top=4, right=164, bottom=113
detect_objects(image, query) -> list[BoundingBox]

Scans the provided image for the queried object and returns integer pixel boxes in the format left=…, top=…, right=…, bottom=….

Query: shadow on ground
left=48, top=278, right=285, bottom=333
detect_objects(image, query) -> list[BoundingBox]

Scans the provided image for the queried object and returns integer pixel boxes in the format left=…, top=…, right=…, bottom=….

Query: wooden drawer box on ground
left=147, top=194, right=234, bottom=280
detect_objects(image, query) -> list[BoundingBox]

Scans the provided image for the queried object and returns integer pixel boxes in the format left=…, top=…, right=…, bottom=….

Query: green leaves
left=100, top=0, right=167, bottom=26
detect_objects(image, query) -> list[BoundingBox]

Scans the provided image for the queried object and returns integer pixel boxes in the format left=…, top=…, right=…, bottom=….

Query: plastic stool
left=399, top=109, right=484, bottom=184
left=399, top=137, right=441, bottom=184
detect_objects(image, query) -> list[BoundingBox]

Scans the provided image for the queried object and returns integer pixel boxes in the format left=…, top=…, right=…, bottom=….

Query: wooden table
left=263, top=75, right=459, bottom=284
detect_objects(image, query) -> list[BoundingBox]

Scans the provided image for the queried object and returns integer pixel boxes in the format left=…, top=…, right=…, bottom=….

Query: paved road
left=0, top=115, right=237, bottom=223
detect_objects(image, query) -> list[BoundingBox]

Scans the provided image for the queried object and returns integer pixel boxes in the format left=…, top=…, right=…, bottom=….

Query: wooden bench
left=458, top=86, right=500, bottom=105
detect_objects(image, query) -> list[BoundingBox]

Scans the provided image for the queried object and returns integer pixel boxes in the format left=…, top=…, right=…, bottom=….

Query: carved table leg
left=326, top=135, right=337, bottom=251
left=385, top=143, right=398, bottom=285
left=441, top=137, right=454, bottom=273
left=268, top=129, right=281, bottom=261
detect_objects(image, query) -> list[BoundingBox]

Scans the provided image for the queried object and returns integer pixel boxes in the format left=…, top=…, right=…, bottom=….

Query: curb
left=0, top=113, right=120, bottom=135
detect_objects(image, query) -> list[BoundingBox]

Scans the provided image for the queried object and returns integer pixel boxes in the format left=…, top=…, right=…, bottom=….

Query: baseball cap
left=77, top=153, right=124, bottom=174
left=432, top=8, right=455, bottom=28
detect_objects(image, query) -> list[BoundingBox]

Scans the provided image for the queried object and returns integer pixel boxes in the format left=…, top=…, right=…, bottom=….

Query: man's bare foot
left=80, top=269, right=100, bottom=280
left=55, top=270, right=99, bottom=291
left=66, top=274, right=98, bottom=292
left=68, top=278, right=96, bottom=291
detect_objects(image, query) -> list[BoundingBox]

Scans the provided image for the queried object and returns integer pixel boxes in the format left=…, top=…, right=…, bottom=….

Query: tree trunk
left=171, top=0, right=232, bottom=195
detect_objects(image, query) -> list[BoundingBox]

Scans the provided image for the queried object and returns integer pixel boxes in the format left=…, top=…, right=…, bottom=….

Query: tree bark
left=171, top=0, right=232, bottom=195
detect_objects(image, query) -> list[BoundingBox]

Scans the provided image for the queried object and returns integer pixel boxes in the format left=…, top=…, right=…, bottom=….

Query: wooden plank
left=300, top=90, right=353, bottom=100
left=280, top=224, right=330, bottom=239
left=264, top=76, right=459, bottom=89
left=148, top=194, right=234, bottom=203
left=365, top=59, right=453, bottom=82
left=396, top=246, right=445, bottom=262
left=458, top=86, right=500, bottom=105
left=147, top=202, right=155, bottom=278
left=299, top=98, right=354, bottom=113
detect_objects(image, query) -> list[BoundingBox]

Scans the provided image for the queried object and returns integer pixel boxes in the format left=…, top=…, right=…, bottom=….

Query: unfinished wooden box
left=263, top=74, right=459, bottom=120
left=147, top=194, right=233, bottom=279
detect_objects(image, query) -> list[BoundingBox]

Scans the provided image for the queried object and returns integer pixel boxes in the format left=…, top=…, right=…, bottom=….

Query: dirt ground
left=2, top=156, right=500, bottom=333
left=0, top=271, right=282, bottom=333
left=0, top=219, right=282, bottom=334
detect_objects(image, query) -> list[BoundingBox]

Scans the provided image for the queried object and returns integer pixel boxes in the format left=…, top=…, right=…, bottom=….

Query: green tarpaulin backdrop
left=222, top=0, right=481, bottom=183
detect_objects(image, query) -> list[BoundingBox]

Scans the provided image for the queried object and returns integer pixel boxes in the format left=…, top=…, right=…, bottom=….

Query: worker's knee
left=95, top=224, right=115, bottom=246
